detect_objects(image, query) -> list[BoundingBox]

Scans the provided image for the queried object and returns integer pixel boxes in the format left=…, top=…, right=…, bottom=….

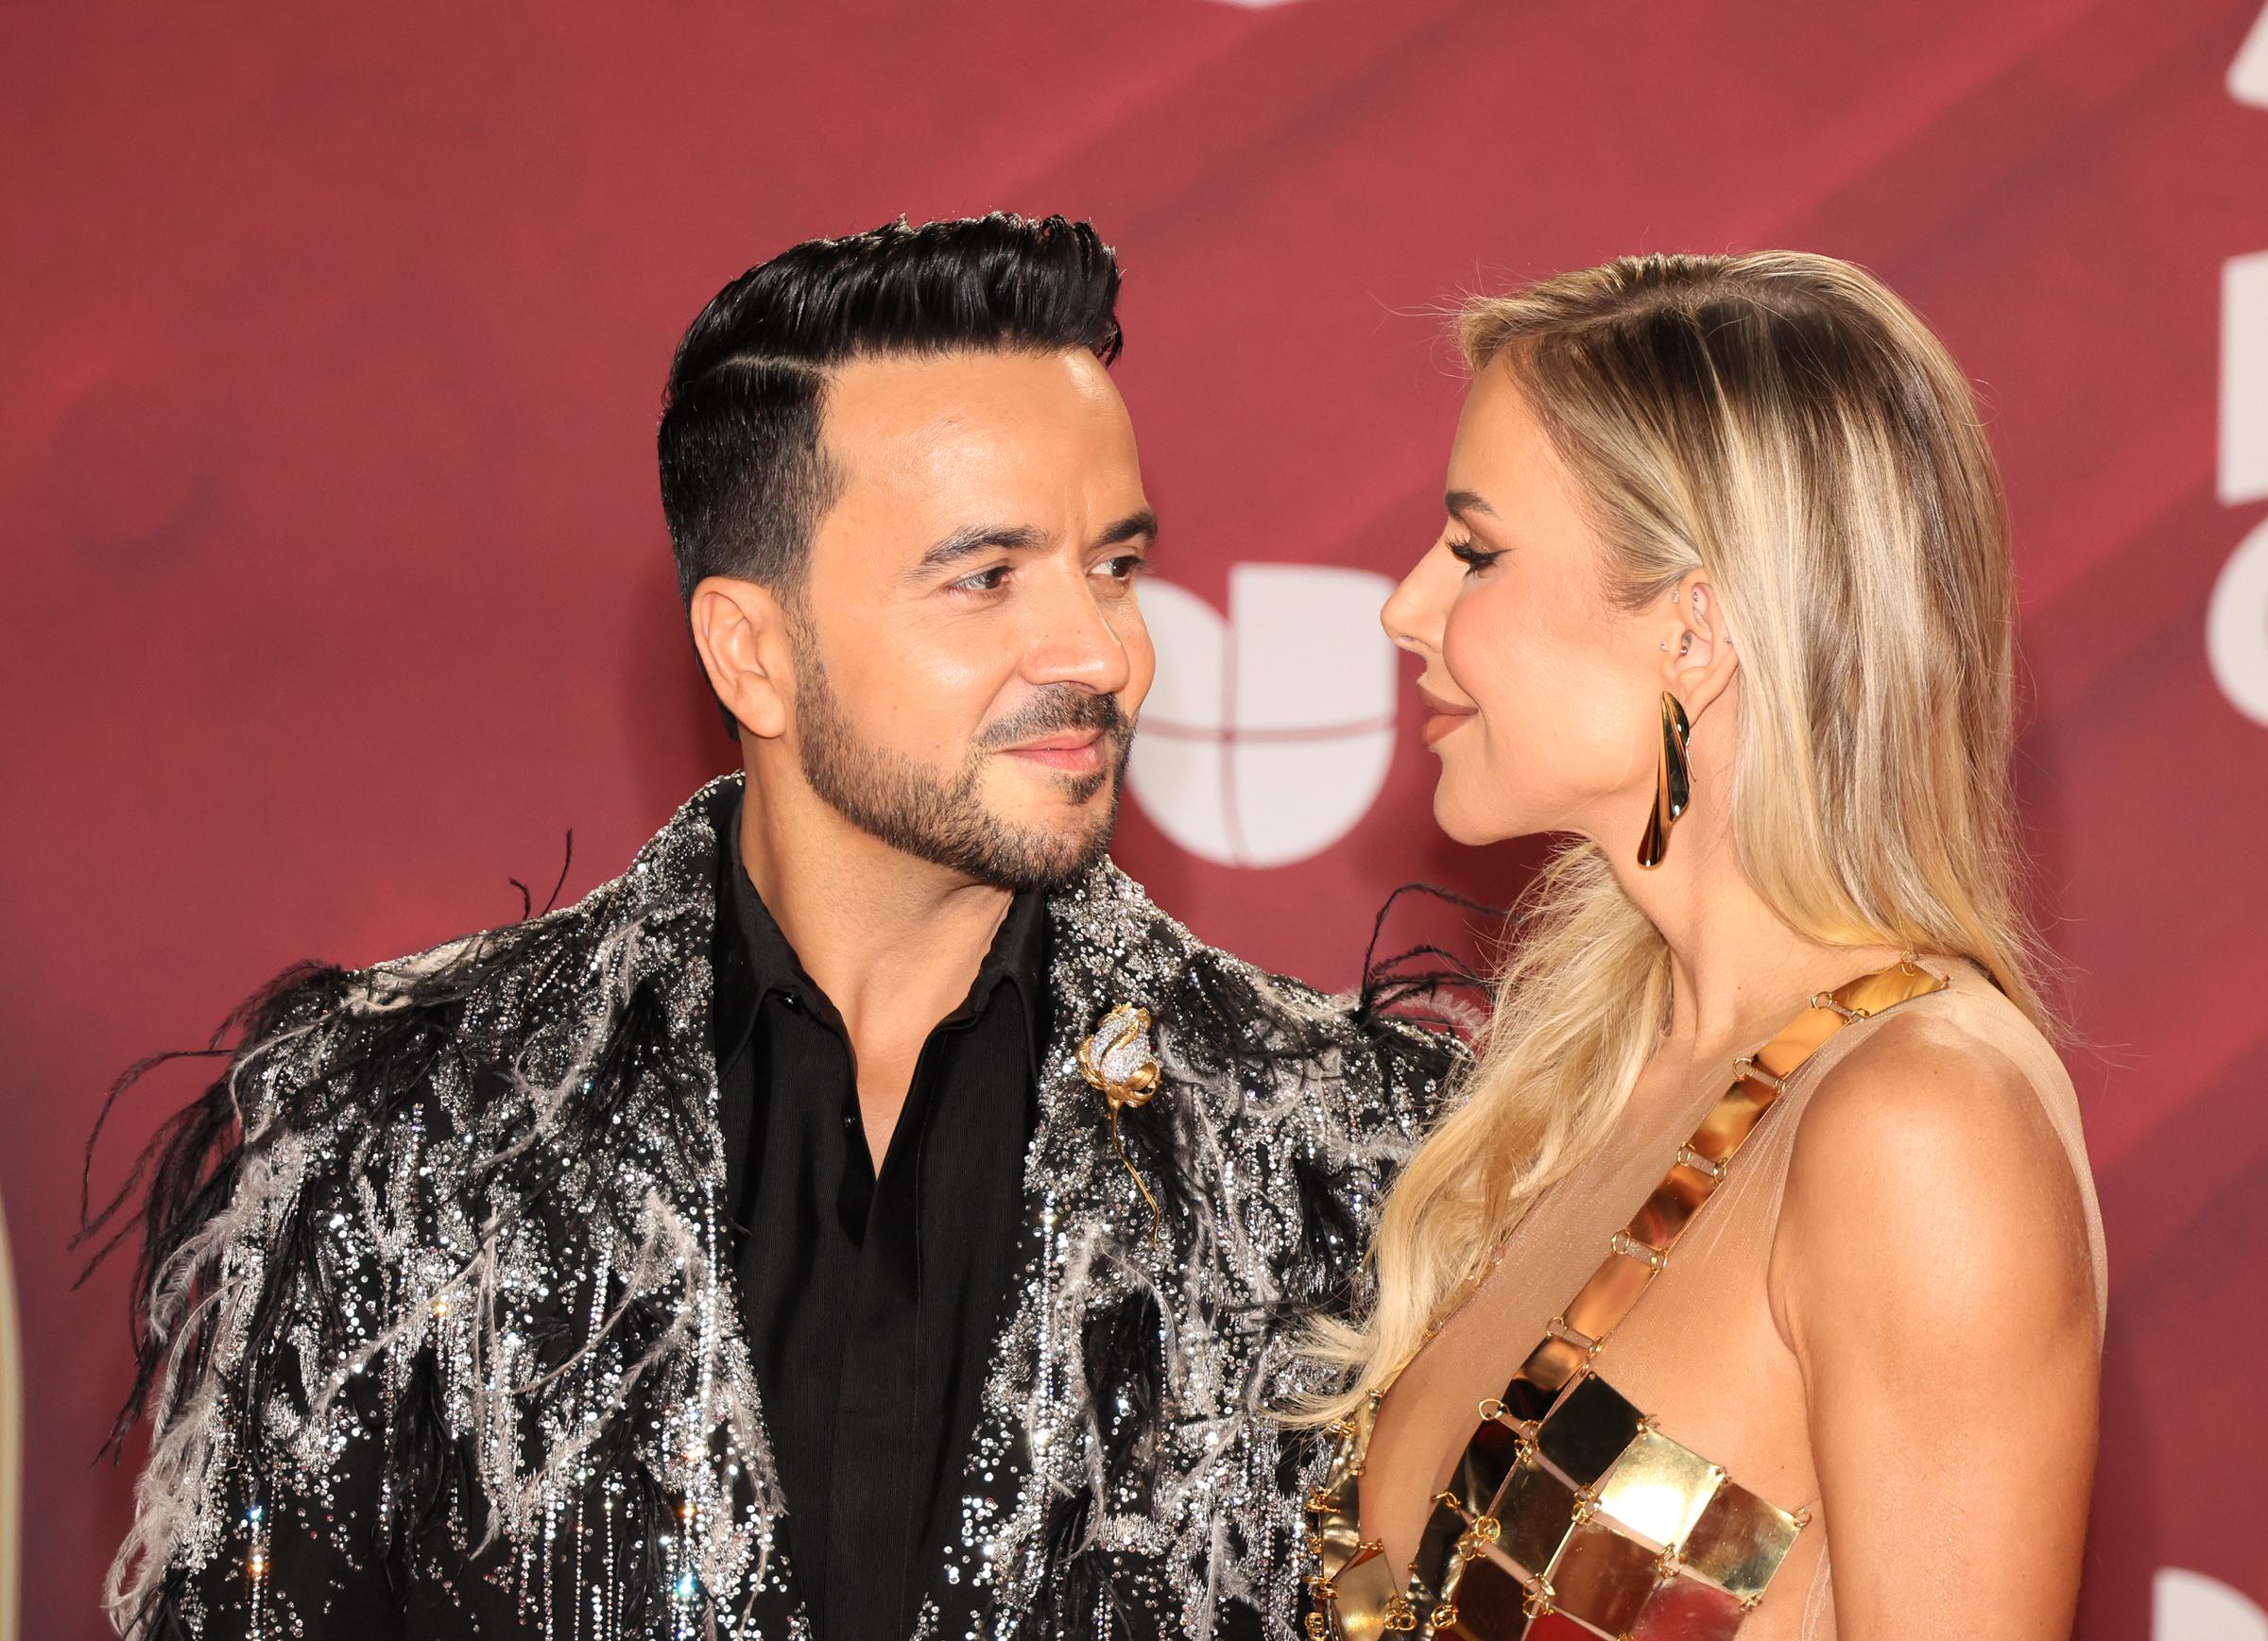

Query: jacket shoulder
left=1070, top=864, right=1461, bottom=1137
left=1182, top=938, right=1460, bottom=1116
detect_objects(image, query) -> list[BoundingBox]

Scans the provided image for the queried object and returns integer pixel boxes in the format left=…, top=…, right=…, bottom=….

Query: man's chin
left=965, top=793, right=1119, bottom=891
left=993, top=818, right=1115, bottom=887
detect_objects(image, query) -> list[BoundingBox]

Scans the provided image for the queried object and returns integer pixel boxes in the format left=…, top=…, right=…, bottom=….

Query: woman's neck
left=1606, top=798, right=1903, bottom=1068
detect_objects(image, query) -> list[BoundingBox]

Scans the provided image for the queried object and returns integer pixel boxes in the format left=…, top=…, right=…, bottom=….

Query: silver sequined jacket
left=108, top=775, right=1452, bottom=1640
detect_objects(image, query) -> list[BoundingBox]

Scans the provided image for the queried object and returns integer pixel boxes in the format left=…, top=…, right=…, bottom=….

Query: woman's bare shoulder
left=1775, top=1003, right=2100, bottom=1345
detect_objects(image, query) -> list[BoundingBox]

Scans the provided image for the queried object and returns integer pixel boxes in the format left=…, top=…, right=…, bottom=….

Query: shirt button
left=780, top=990, right=802, bottom=1012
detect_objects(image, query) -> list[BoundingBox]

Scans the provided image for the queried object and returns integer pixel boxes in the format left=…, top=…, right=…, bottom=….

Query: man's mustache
left=976, top=689, right=1135, bottom=752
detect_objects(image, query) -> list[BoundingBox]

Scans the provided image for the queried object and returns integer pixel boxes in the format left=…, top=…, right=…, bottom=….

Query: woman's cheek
left=1435, top=595, right=1530, bottom=838
left=1439, top=589, right=1511, bottom=710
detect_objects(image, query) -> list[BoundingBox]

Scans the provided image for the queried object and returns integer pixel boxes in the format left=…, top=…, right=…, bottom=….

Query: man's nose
left=1024, top=569, right=1134, bottom=693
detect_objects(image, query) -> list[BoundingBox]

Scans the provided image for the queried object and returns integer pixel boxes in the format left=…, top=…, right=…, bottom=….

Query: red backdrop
left=7, top=2, right=2266, bottom=1635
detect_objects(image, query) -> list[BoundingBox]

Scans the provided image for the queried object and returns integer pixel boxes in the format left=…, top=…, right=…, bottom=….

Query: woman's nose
left=1381, top=555, right=1445, bottom=656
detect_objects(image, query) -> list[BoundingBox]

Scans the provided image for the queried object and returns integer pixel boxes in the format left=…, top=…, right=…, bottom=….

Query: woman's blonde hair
left=1301, top=250, right=2046, bottom=1420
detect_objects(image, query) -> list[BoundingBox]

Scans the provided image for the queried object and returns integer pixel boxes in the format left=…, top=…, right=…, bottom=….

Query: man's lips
left=1416, top=680, right=1477, bottom=747
left=1001, top=730, right=1106, bottom=771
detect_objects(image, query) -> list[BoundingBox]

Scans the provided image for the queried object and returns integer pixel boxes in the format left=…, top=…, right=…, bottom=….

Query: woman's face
left=1382, top=359, right=1668, bottom=847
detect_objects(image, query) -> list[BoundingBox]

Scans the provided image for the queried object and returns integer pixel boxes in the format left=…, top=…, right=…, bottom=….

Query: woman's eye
left=1447, top=537, right=1501, bottom=574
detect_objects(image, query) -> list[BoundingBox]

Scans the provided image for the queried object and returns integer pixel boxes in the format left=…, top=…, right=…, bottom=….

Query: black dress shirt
left=711, top=813, right=1045, bottom=1641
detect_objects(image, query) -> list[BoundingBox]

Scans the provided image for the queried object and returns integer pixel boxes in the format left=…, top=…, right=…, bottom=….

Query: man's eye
left=1095, top=554, right=1145, bottom=582
left=951, top=565, right=1010, bottom=593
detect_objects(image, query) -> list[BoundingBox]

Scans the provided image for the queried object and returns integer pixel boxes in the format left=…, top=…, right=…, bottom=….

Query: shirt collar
left=712, top=793, right=1051, bottom=1079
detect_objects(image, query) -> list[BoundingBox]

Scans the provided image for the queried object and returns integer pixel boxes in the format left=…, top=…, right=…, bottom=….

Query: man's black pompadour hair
left=657, top=213, right=1125, bottom=606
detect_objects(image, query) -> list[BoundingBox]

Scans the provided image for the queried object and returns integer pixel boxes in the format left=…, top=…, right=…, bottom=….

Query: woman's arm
left=1771, top=1017, right=2101, bottom=1640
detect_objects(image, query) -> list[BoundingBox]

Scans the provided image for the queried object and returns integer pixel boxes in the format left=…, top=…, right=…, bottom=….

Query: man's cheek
left=904, top=639, right=1000, bottom=707
left=868, top=648, right=976, bottom=748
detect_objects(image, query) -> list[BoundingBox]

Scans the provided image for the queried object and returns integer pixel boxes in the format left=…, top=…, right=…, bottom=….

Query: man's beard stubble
left=788, top=625, right=1133, bottom=893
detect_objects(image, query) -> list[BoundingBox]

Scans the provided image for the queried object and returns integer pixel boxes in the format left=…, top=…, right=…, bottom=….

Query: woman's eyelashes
left=1447, top=536, right=1503, bottom=575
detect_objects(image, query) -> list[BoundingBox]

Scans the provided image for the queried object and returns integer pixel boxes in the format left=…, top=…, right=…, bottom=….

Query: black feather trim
left=1358, top=880, right=1500, bottom=1034
left=76, top=961, right=351, bottom=1459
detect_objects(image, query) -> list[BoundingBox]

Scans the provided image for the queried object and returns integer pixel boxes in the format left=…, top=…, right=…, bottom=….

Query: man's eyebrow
left=1094, top=508, right=1159, bottom=549
left=1445, top=488, right=1497, bottom=521
left=909, top=522, right=1049, bottom=578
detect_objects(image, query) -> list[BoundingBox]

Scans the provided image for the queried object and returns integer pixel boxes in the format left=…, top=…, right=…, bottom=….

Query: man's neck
left=735, top=766, right=1016, bottom=1161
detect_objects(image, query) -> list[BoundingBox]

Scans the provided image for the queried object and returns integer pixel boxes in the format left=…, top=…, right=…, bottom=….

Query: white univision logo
left=2155, top=1568, right=2266, bottom=1639
left=1128, top=563, right=1399, bottom=867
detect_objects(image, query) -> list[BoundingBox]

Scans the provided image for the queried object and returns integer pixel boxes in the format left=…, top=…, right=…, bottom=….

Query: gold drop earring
left=1637, top=690, right=1692, bottom=869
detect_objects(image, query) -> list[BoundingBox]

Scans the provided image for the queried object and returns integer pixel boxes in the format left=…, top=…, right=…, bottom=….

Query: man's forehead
left=819, top=351, right=1140, bottom=531
left=824, top=349, right=1124, bottom=449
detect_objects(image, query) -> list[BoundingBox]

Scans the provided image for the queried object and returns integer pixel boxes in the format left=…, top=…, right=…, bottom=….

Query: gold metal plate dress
left=1305, top=961, right=1951, bottom=1641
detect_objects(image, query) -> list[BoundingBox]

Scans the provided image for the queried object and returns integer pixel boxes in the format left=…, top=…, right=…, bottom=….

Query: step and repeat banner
left=6, top=1, right=2266, bottom=1635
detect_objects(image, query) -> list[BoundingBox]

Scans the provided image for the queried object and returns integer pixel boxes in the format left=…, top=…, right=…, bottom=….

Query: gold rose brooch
left=1077, top=1002, right=1162, bottom=1244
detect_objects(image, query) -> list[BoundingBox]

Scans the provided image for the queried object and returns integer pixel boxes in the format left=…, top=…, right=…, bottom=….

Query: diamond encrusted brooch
left=1078, top=1002, right=1162, bottom=1242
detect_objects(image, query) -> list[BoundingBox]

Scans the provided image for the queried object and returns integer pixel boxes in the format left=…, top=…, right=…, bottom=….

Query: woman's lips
left=1420, top=711, right=1473, bottom=748
left=1415, top=681, right=1477, bottom=747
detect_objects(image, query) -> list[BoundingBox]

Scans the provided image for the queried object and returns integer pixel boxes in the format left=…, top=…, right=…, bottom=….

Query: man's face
left=788, top=349, right=1157, bottom=890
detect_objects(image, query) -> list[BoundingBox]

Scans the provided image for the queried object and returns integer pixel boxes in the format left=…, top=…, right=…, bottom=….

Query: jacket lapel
left=919, top=865, right=1192, bottom=1638
left=589, top=774, right=812, bottom=1633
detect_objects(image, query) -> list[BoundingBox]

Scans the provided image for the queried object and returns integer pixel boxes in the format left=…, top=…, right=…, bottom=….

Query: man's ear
left=689, top=575, right=796, bottom=742
left=1658, top=569, right=1741, bottom=721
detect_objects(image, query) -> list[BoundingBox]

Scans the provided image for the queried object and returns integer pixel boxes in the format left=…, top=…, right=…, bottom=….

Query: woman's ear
left=1658, top=569, right=1740, bottom=719
left=689, top=575, right=796, bottom=742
